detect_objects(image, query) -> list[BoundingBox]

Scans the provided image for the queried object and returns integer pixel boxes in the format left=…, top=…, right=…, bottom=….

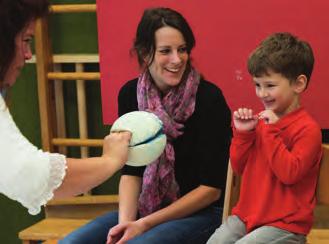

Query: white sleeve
left=0, top=96, right=67, bottom=215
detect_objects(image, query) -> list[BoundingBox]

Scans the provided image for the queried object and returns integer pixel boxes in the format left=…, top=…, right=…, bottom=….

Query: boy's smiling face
left=253, top=71, right=306, bottom=118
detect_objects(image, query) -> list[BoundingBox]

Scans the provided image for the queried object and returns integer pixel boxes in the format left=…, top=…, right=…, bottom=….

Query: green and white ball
left=110, top=111, right=167, bottom=166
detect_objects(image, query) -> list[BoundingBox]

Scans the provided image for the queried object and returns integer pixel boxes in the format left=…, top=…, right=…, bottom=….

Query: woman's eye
left=23, top=38, right=32, bottom=44
left=159, top=49, right=170, bottom=54
left=178, top=47, right=187, bottom=53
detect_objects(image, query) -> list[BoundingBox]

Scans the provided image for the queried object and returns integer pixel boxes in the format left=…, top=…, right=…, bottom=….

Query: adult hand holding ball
left=110, top=111, right=167, bottom=166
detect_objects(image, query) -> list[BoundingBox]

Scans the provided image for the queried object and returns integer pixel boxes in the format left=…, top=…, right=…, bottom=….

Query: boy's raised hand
left=258, top=110, right=279, bottom=124
left=233, top=108, right=258, bottom=131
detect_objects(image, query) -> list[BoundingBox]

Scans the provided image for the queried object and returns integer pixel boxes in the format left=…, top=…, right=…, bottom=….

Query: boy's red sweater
left=231, top=108, right=322, bottom=234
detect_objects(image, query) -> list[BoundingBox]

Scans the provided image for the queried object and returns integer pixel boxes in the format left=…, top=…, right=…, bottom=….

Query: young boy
left=207, top=32, right=322, bottom=244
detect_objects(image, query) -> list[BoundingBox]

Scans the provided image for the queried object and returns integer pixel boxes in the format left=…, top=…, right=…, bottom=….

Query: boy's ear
left=294, top=75, right=308, bottom=93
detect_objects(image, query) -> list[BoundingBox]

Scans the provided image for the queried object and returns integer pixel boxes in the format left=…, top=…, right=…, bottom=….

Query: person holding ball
left=60, top=7, right=232, bottom=244
left=0, top=0, right=131, bottom=215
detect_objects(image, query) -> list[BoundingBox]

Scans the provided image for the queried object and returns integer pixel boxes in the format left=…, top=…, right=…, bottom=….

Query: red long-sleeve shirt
left=231, top=107, right=322, bottom=235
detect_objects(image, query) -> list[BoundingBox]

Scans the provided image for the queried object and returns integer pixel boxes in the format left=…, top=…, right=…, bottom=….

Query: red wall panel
left=97, top=0, right=329, bottom=128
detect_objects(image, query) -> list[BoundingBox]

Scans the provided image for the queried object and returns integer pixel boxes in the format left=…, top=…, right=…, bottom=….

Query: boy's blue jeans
left=59, top=206, right=221, bottom=244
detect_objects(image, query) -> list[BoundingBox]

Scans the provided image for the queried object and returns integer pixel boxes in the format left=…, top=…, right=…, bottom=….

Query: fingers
left=116, top=238, right=127, bottom=244
left=105, top=131, right=132, bottom=143
left=116, top=231, right=132, bottom=244
left=107, top=224, right=127, bottom=244
left=107, top=235, right=121, bottom=244
left=258, top=111, right=266, bottom=120
left=258, top=110, right=279, bottom=124
left=120, top=131, right=132, bottom=140
left=111, top=130, right=132, bottom=138
left=258, top=111, right=270, bottom=124
left=102, top=131, right=132, bottom=169
left=109, top=224, right=125, bottom=236
left=107, top=225, right=125, bottom=244
left=233, top=108, right=255, bottom=120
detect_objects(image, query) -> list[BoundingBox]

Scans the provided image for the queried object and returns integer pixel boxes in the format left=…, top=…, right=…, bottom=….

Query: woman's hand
left=102, top=131, right=131, bottom=171
left=106, top=219, right=147, bottom=244
left=233, top=108, right=258, bottom=131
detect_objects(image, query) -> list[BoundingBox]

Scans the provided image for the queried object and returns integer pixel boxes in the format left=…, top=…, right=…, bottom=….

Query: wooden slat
left=19, top=218, right=91, bottom=241
left=313, top=205, right=329, bottom=228
left=27, top=54, right=99, bottom=64
left=76, top=63, right=89, bottom=158
left=52, top=54, right=99, bottom=63
left=52, top=138, right=103, bottom=147
left=43, top=240, right=58, bottom=244
left=53, top=64, right=67, bottom=155
left=308, top=144, right=329, bottom=243
left=222, top=161, right=241, bottom=222
left=47, top=195, right=118, bottom=206
left=45, top=195, right=119, bottom=219
left=48, top=72, right=100, bottom=80
left=35, top=18, right=55, bottom=151
left=50, top=4, right=96, bottom=13
left=222, top=162, right=234, bottom=221
left=317, top=144, right=329, bottom=204
left=45, top=203, right=118, bottom=220
left=307, top=229, right=329, bottom=243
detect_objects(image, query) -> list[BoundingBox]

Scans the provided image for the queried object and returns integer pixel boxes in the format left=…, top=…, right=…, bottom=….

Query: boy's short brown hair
left=247, top=32, right=314, bottom=88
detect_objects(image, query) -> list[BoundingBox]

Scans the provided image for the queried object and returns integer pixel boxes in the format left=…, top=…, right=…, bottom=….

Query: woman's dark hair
left=0, top=0, right=49, bottom=88
left=133, top=7, right=195, bottom=68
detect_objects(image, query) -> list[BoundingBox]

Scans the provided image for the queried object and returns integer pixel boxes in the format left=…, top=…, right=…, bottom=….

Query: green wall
left=0, top=1, right=120, bottom=243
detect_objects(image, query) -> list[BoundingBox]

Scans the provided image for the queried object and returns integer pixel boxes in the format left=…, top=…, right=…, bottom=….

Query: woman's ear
left=142, top=48, right=155, bottom=67
left=144, top=53, right=154, bottom=66
left=140, top=48, right=149, bottom=64
left=294, top=75, right=308, bottom=93
left=143, top=55, right=150, bottom=65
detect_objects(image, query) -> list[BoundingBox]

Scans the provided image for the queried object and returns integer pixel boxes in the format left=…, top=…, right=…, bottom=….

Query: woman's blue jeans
left=59, top=206, right=222, bottom=244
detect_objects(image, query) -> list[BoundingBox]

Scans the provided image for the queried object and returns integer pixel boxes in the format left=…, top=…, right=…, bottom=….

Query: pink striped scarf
left=137, top=68, right=200, bottom=217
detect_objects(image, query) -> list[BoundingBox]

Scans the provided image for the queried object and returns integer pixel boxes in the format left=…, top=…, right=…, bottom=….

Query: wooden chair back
left=222, top=160, right=241, bottom=222
left=316, top=144, right=329, bottom=205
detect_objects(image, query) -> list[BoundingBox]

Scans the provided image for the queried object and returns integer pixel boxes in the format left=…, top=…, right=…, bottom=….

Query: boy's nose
left=258, top=89, right=268, bottom=98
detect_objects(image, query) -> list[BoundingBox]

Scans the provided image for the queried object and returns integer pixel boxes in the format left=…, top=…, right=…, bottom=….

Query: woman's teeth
left=166, top=67, right=179, bottom=73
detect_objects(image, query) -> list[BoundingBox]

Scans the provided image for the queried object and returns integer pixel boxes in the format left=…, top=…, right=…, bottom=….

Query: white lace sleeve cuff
left=26, top=153, right=67, bottom=215
left=0, top=96, right=67, bottom=215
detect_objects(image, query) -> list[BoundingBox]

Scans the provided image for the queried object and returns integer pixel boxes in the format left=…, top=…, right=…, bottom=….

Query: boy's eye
left=254, top=83, right=260, bottom=88
left=267, top=84, right=276, bottom=88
